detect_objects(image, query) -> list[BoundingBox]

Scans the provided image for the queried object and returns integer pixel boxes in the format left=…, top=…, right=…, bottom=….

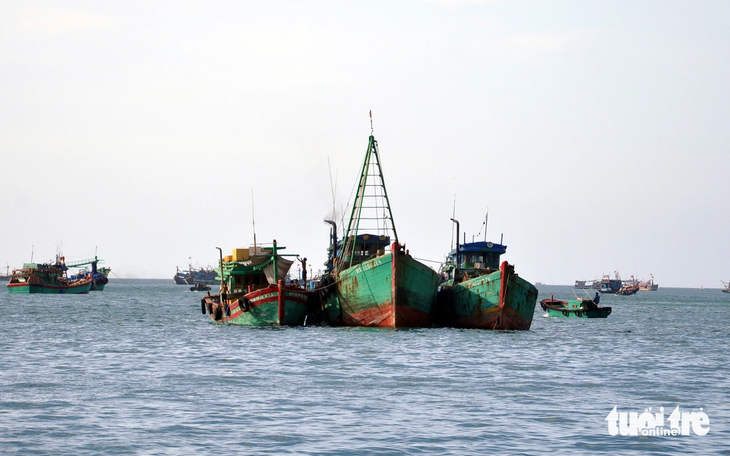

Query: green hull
left=7, top=281, right=92, bottom=294
left=324, top=246, right=439, bottom=327
left=540, top=298, right=612, bottom=318
left=435, top=262, right=538, bottom=330
left=204, top=283, right=309, bottom=326
left=544, top=307, right=611, bottom=318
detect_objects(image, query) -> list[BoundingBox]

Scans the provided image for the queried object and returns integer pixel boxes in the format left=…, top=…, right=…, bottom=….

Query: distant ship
left=574, top=279, right=599, bottom=289
left=0, top=265, right=10, bottom=281
left=637, top=274, right=659, bottom=291
left=598, top=272, right=623, bottom=294
left=174, top=264, right=217, bottom=285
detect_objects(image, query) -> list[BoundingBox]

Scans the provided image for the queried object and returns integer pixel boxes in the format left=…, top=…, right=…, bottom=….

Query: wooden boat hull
left=90, top=280, right=107, bottom=291
left=435, top=262, right=538, bottom=330
left=7, top=280, right=92, bottom=294
left=204, top=282, right=309, bottom=326
left=540, top=298, right=611, bottom=318
left=544, top=307, right=612, bottom=318
left=325, top=247, right=439, bottom=328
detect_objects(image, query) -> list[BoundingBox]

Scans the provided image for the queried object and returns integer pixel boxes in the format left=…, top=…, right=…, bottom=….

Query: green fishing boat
left=201, top=240, right=310, bottom=326
left=540, top=297, right=612, bottom=318
left=316, top=124, right=439, bottom=327
left=67, top=256, right=110, bottom=291
left=7, top=257, right=92, bottom=294
left=433, top=218, right=538, bottom=330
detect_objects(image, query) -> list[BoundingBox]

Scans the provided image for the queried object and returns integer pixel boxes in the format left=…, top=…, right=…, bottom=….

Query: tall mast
left=339, top=115, right=398, bottom=271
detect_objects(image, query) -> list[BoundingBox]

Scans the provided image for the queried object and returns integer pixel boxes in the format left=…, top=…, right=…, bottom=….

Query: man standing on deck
left=594, top=292, right=601, bottom=304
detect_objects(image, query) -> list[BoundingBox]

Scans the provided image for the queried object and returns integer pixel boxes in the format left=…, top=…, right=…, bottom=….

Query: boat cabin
left=443, top=241, right=507, bottom=282
left=337, top=233, right=391, bottom=268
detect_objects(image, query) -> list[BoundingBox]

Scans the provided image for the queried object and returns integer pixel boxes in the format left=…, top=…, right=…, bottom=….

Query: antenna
left=369, top=110, right=374, bottom=135
left=485, top=208, right=489, bottom=242
left=451, top=179, right=456, bottom=252
left=251, top=188, right=257, bottom=251
left=475, top=208, right=489, bottom=241
left=327, top=156, right=337, bottom=217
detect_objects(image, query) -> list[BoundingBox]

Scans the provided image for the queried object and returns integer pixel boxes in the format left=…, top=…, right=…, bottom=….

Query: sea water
left=0, top=281, right=728, bottom=455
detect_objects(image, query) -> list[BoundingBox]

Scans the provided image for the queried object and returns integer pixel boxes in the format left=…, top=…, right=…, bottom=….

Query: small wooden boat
left=190, top=282, right=211, bottom=292
left=616, top=284, right=639, bottom=295
left=540, top=297, right=611, bottom=318
left=202, top=240, right=311, bottom=326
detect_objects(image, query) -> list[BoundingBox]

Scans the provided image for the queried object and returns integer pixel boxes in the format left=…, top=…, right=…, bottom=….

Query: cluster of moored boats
left=575, top=272, right=657, bottom=295
left=4, top=256, right=110, bottom=294
left=199, top=130, right=542, bottom=329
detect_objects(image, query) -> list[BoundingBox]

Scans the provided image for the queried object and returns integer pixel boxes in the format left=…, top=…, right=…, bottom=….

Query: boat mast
left=451, top=218, right=460, bottom=272
left=215, top=247, right=224, bottom=292
left=339, top=113, right=399, bottom=271
left=251, top=188, right=257, bottom=252
left=484, top=209, right=489, bottom=242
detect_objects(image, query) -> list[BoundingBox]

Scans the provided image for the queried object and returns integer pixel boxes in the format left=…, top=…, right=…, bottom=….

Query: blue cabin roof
left=457, top=241, right=507, bottom=255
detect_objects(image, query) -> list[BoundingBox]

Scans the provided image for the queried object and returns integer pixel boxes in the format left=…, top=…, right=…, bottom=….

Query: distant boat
left=66, top=256, right=110, bottom=291
left=574, top=279, right=598, bottom=289
left=616, top=275, right=640, bottom=295
left=616, top=283, right=639, bottom=295
left=315, top=129, right=439, bottom=327
left=190, top=282, right=211, bottom=292
left=173, top=267, right=187, bottom=285
left=433, top=218, right=538, bottom=331
left=173, top=264, right=217, bottom=285
left=201, top=240, right=311, bottom=326
left=7, top=256, right=92, bottom=294
left=540, top=297, right=612, bottom=318
left=722, top=280, right=730, bottom=293
left=598, top=272, right=623, bottom=294
left=637, top=274, right=658, bottom=291
left=0, top=264, right=10, bottom=281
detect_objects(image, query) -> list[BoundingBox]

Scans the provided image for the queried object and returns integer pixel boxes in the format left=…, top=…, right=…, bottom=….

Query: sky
left=1, top=0, right=729, bottom=287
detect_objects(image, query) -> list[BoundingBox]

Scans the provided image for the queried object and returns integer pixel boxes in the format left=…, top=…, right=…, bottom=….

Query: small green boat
left=201, top=240, right=311, bottom=326
left=315, top=127, right=439, bottom=327
left=7, top=257, right=92, bottom=294
left=540, top=297, right=612, bottom=318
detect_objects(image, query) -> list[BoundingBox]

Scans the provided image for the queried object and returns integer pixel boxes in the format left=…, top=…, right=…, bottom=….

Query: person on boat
left=594, top=292, right=601, bottom=304
left=297, top=256, right=308, bottom=285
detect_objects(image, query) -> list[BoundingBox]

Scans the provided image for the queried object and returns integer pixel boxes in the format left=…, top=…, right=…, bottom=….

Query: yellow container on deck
left=232, top=248, right=249, bottom=261
left=223, top=255, right=233, bottom=262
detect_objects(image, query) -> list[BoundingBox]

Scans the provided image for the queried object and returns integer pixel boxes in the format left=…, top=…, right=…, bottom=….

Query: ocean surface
left=1, top=281, right=728, bottom=455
